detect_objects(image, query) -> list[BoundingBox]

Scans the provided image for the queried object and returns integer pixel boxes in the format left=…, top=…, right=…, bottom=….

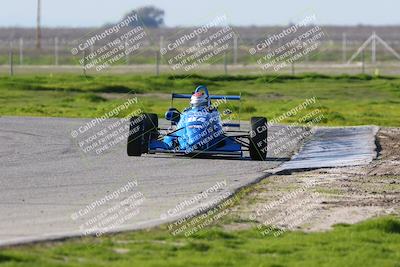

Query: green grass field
left=1, top=73, right=399, bottom=266
left=0, top=168, right=398, bottom=267
left=1, top=73, right=400, bottom=126
left=0, top=216, right=399, bottom=267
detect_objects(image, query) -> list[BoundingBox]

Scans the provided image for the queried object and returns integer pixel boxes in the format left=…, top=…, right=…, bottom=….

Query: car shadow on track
left=144, top=154, right=291, bottom=162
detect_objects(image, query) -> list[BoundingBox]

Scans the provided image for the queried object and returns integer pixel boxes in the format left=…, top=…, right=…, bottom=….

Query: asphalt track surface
left=0, top=117, right=377, bottom=246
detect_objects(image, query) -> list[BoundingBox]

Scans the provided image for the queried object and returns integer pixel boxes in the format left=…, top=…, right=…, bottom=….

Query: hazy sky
left=1, top=0, right=399, bottom=27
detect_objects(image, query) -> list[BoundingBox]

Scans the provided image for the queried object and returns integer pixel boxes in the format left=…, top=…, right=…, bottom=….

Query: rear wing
left=172, top=93, right=241, bottom=101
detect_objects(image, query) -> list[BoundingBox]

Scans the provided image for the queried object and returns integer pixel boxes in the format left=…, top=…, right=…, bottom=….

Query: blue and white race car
left=127, top=85, right=267, bottom=160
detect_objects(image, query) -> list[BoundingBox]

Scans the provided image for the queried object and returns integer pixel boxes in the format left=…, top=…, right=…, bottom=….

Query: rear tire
left=127, top=116, right=144, bottom=156
left=249, top=117, right=267, bottom=161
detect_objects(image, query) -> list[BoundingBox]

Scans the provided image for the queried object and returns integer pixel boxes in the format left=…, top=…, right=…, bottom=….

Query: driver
left=190, top=92, right=208, bottom=108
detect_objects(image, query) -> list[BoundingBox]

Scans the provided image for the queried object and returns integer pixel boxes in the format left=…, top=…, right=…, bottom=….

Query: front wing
left=148, top=134, right=245, bottom=157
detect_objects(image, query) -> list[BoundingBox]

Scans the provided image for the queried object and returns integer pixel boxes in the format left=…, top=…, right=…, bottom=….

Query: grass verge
left=0, top=181, right=399, bottom=267
left=0, top=216, right=399, bottom=267
left=0, top=73, right=400, bottom=126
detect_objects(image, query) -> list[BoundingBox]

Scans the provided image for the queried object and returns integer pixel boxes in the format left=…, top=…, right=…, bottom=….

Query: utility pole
left=36, top=0, right=41, bottom=49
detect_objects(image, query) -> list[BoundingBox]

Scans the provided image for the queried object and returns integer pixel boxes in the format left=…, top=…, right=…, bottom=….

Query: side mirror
left=165, top=108, right=181, bottom=124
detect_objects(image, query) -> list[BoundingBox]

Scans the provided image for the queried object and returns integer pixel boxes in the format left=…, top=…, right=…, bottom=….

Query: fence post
left=83, top=50, right=87, bottom=77
left=371, top=32, right=376, bottom=64
left=291, top=62, right=295, bottom=75
left=224, top=52, right=228, bottom=75
left=155, top=51, right=160, bottom=76
left=125, top=42, right=129, bottom=65
left=342, top=33, right=347, bottom=63
left=361, top=50, right=365, bottom=74
left=9, top=50, right=14, bottom=76
left=159, top=36, right=164, bottom=50
left=19, top=38, right=23, bottom=65
left=233, top=34, right=238, bottom=65
left=54, top=37, right=59, bottom=65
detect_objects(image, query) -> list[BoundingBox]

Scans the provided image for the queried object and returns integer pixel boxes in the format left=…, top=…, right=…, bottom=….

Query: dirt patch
left=226, top=127, right=400, bottom=232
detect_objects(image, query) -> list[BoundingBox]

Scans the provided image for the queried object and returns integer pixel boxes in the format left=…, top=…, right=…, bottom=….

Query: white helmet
left=190, top=92, right=208, bottom=107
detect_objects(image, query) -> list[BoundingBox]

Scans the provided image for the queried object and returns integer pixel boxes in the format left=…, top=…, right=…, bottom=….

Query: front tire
left=249, top=117, right=267, bottom=161
left=142, top=113, right=158, bottom=153
left=127, top=113, right=159, bottom=156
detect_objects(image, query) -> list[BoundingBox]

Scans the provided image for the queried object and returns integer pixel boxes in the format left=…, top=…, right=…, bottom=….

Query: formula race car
left=127, top=85, right=268, bottom=160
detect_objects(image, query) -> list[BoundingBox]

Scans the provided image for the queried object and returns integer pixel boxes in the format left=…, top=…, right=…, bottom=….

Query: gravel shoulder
left=227, top=127, right=400, bottom=232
